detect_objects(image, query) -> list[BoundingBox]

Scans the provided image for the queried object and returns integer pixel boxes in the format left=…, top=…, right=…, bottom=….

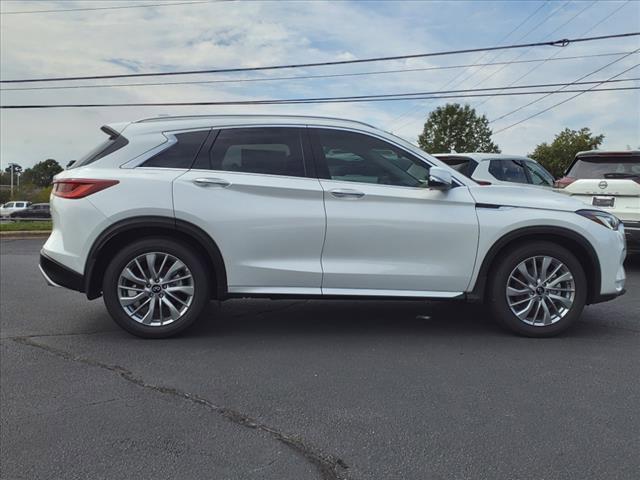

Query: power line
left=2, top=32, right=638, bottom=84
left=1, top=0, right=218, bottom=15
left=474, top=0, right=631, bottom=110
left=387, top=0, right=576, bottom=131
left=1, top=83, right=636, bottom=109
left=1, top=51, right=632, bottom=92
left=493, top=64, right=640, bottom=134
left=465, top=0, right=597, bottom=99
left=385, top=0, right=552, bottom=128
left=490, top=49, right=639, bottom=123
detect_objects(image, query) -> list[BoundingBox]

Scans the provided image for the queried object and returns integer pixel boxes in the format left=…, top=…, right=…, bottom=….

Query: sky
left=1, top=0, right=639, bottom=170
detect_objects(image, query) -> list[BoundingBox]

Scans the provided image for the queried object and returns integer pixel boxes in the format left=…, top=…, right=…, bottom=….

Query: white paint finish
left=173, top=170, right=326, bottom=290
left=562, top=178, right=640, bottom=223
left=42, top=195, right=110, bottom=274
left=319, top=180, right=479, bottom=292
left=42, top=115, right=627, bottom=303
left=470, top=204, right=626, bottom=296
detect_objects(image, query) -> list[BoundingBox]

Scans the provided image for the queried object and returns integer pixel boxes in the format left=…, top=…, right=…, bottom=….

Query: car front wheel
left=488, top=241, right=587, bottom=337
left=102, top=237, right=210, bottom=338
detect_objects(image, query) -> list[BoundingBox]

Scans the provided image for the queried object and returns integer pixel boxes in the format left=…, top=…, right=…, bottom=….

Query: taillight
left=52, top=179, right=119, bottom=199
left=554, top=177, right=576, bottom=189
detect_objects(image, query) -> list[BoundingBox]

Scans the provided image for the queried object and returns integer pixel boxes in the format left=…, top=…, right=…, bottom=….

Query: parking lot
left=1, top=238, right=639, bottom=480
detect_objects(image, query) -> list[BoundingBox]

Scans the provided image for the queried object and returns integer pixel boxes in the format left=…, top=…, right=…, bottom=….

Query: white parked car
left=434, top=153, right=555, bottom=188
left=40, top=116, right=626, bottom=338
left=0, top=201, right=31, bottom=217
left=555, top=150, right=639, bottom=254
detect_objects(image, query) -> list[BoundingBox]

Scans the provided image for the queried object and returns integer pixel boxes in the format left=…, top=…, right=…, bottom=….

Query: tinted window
left=567, top=156, right=640, bottom=179
left=15, top=203, right=25, bottom=208
left=525, top=161, right=554, bottom=186
left=489, top=159, right=528, bottom=184
left=143, top=130, right=209, bottom=169
left=71, top=134, right=129, bottom=169
left=209, top=128, right=306, bottom=177
left=437, top=156, right=478, bottom=177
left=313, top=129, right=429, bottom=187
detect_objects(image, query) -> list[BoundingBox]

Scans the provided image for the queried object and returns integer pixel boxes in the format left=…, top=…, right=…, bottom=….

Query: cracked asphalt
left=1, top=239, right=639, bottom=480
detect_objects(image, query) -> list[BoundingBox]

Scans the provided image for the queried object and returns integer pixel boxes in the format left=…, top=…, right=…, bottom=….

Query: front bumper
left=623, top=221, right=640, bottom=253
left=39, top=253, right=84, bottom=292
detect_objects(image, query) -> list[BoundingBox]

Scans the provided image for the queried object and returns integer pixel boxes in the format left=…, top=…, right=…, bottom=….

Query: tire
left=487, top=241, right=587, bottom=337
left=103, top=237, right=210, bottom=338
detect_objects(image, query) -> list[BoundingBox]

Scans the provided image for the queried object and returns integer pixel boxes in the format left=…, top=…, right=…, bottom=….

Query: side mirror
left=427, top=166, right=452, bottom=190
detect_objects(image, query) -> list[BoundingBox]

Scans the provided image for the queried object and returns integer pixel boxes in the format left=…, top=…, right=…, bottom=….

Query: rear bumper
left=623, top=221, right=640, bottom=253
left=39, top=253, right=84, bottom=292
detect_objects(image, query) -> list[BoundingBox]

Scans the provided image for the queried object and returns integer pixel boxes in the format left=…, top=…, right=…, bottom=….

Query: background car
left=0, top=201, right=31, bottom=217
left=9, top=203, right=51, bottom=219
left=434, top=153, right=555, bottom=188
left=555, top=150, right=639, bottom=253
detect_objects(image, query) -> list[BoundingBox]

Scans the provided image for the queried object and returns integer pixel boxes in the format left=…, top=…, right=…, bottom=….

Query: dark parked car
left=10, top=203, right=51, bottom=219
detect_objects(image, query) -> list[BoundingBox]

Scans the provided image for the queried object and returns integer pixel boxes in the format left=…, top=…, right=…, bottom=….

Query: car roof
left=433, top=152, right=534, bottom=162
left=115, top=114, right=380, bottom=136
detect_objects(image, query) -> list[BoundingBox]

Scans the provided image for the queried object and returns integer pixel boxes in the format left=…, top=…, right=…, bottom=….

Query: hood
left=467, top=184, right=590, bottom=212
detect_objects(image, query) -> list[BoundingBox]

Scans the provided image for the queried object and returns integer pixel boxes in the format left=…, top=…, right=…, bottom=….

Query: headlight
left=576, top=209, right=621, bottom=230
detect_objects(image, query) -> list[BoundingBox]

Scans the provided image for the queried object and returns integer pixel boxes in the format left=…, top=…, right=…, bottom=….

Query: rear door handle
left=193, top=177, right=231, bottom=188
left=329, top=188, right=365, bottom=199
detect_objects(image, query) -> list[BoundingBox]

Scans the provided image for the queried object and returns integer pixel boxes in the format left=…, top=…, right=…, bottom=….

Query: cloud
left=1, top=0, right=638, bottom=168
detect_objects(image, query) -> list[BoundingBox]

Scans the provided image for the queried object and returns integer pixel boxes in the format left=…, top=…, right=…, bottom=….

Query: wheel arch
left=469, top=226, right=601, bottom=305
left=84, top=216, right=227, bottom=300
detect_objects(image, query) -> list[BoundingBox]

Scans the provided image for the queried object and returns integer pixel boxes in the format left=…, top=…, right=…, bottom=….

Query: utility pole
left=10, top=164, right=14, bottom=198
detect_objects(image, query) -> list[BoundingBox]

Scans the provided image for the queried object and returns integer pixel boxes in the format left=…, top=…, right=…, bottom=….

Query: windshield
left=567, top=156, right=640, bottom=179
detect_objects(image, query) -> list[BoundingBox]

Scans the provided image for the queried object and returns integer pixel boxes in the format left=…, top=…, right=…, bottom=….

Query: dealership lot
left=1, top=238, right=639, bottom=480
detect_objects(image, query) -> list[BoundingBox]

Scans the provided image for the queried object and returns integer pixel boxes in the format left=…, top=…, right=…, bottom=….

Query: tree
left=418, top=103, right=500, bottom=154
left=23, top=159, right=63, bottom=187
left=529, top=128, right=604, bottom=178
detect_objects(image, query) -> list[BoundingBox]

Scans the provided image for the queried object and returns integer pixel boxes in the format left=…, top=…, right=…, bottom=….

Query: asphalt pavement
left=1, top=238, right=639, bottom=480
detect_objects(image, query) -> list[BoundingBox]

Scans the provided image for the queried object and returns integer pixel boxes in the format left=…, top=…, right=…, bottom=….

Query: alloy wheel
left=506, top=255, right=576, bottom=326
left=117, top=252, right=194, bottom=326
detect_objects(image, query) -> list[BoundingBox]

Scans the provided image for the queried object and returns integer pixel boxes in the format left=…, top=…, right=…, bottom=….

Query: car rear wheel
left=103, top=237, right=209, bottom=338
left=488, top=241, right=587, bottom=337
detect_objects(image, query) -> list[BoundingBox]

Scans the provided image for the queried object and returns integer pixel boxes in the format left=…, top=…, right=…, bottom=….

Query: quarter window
left=312, top=129, right=430, bottom=187
left=488, top=159, right=528, bottom=184
left=208, top=128, right=306, bottom=177
left=142, top=130, right=209, bottom=169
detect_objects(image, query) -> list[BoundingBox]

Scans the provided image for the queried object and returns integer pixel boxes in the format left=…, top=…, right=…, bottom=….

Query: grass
left=0, top=220, right=52, bottom=232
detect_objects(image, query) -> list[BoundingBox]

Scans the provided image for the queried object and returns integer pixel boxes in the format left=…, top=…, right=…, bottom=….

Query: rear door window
left=142, top=130, right=210, bottom=169
left=567, top=156, right=640, bottom=179
left=489, top=159, right=529, bottom=184
left=208, top=127, right=307, bottom=177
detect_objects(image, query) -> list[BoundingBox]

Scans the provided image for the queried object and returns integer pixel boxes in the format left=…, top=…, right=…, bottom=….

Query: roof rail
left=133, top=114, right=378, bottom=129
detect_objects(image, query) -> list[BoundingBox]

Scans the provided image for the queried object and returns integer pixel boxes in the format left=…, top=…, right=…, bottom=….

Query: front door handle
left=329, top=188, right=365, bottom=199
left=193, top=177, right=231, bottom=188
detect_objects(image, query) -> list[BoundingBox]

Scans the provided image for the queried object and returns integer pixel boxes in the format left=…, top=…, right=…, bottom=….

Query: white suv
left=434, top=153, right=555, bottom=188
left=40, top=115, right=627, bottom=338
left=555, top=150, right=639, bottom=254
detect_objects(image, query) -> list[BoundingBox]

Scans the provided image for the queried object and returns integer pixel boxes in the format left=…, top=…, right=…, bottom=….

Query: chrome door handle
left=329, top=188, right=365, bottom=199
left=193, top=177, right=231, bottom=188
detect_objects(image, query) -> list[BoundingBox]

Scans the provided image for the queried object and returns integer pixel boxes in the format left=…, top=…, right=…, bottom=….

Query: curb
left=0, top=231, right=51, bottom=239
